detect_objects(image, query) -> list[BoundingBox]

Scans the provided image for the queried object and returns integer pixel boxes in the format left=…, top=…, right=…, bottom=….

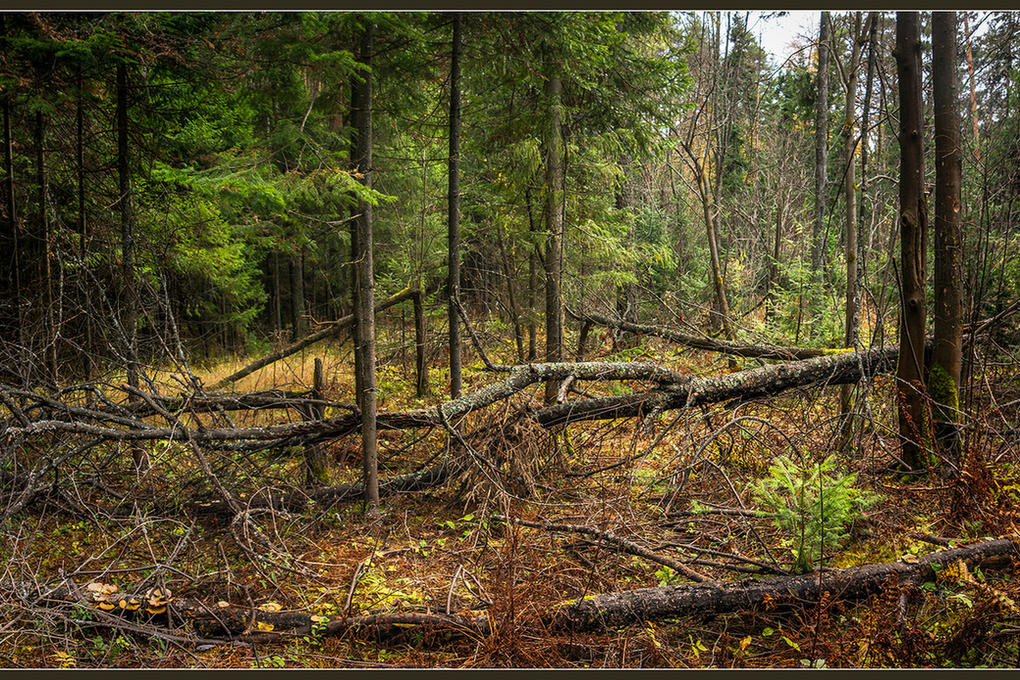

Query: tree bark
left=894, top=12, right=929, bottom=470
left=353, top=23, right=379, bottom=515
left=303, top=357, right=329, bottom=485
left=543, top=57, right=565, bottom=405
left=36, top=108, right=57, bottom=388
left=932, top=11, right=963, bottom=460
left=447, top=12, right=463, bottom=399
left=352, top=25, right=381, bottom=515
left=290, top=250, right=307, bottom=339
left=413, top=288, right=428, bottom=397
left=2, top=95, right=19, bottom=339
left=811, top=11, right=831, bottom=279
left=117, top=62, right=135, bottom=397
left=839, top=13, right=864, bottom=446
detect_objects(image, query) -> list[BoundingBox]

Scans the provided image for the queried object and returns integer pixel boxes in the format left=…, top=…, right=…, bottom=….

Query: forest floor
left=3, top=323, right=1020, bottom=668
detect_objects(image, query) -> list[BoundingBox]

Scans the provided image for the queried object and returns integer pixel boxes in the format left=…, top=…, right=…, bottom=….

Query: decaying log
left=549, top=538, right=1017, bottom=631
left=212, top=286, right=417, bottom=390
left=567, top=307, right=832, bottom=360
left=13, top=579, right=491, bottom=641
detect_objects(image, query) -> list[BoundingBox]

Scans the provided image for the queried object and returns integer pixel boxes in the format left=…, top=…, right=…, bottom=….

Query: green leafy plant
left=752, top=454, right=879, bottom=573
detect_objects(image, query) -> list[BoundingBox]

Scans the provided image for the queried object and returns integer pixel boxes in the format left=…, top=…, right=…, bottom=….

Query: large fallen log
left=211, top=286, right=417, bottom=390
left=532, top=345, right=900, bottom=427
left=568, top=307, right=832, bottom=360
left=4, top=348, right=899, bottom=450
left=549, top=538, right=1017, bottom=631
left=5, top=361, right=690, bottom=448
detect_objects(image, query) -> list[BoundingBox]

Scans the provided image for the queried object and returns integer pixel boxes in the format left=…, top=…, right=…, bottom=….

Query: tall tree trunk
left=932, top=11, right=963, bottom=461
left=271, top=252, right=282, bottom=338
left=543, top=59, right=564, bottom=405
left=894, top=12, right=929, bottom=471
left=525, top=187, right=538, bottom=361
left=290, top=250, right=306, bottom=339
left=36, top=109, right=57, bottom=388
left=304, top=357, right=329, bottom=486
left=859, top=12, right=879, bottom=288
left=614, top=163, right=639, bottom=351
left=77, top=64, right=93, bottom=377
left=117, top=62, right=136, bottom=393
left=447, top=12, right=463, bottom=399
left=495, top=225, right=526, bottom=362
left=352, top=23, right=379, bottom=516
left=962, top=12, right=980, bottom=161
left=839, top=13, right=864, bottom=446
left=2, top=95, right=19, bottom=340
left=811, top=11, right=831, bottom=280
left=413, top=288, right=428, bottom=398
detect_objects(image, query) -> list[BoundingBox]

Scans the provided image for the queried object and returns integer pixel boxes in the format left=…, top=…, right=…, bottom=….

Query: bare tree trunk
left=811, top=12, right=831, bottom=280
left=413, top=288, right=428, bottom=398
left=495, top=226, right=526, bottom=362
left=932, top=11, right=963, bottom=460
left=525, top=187, right=538, bottom=361
left=34, top=108, right=57, bottom=388
left=77, top=64, right=93, bottom=378
left=352, top=24, right=379, bottom=516
left=271, top=252, right=282, bottom=338
left=116, top=63, right=136, bottom=390
left=447, top=12, right=463, bottom=399
left=290, top=250, right=307, bottom=339
left=543, top=58, right=564, bottom=405
left=859, top=12, right=879, bottom=287
left=894, top=12, right=929, bottom=471
left=962, top=12, right=980, bottom=161
left=2, top=95, right=20, bottom=345
left=614, top=162, right=638, bottom=351
left=304, top=357, right=329, bottom=486
left=839, top=13, right=864, bottom=447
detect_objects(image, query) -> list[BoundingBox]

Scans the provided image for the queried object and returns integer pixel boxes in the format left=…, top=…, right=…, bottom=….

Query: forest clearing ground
left=2, top=326, right=1020, bottom=668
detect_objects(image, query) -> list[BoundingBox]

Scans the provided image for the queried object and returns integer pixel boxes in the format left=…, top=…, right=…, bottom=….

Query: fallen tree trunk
left=567, top=307, right=832, bottom=360
left=212, top=287, right=417, bottom=390
left=5, top=348, right=899, bottom=450
left=533, top=345, right=900, bottom=427
left=6, top=361, right=690, bottom=448
left=549, top=538, right=1017, bottom=631
left=13, top=579, right=491, bottom=641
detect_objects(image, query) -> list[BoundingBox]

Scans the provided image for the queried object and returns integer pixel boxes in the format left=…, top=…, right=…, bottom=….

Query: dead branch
left=567, top=307, right=830, bottom=360
left=212, top=286, right=417, bottom=390
left=493, top=514, right=709, bottom=582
